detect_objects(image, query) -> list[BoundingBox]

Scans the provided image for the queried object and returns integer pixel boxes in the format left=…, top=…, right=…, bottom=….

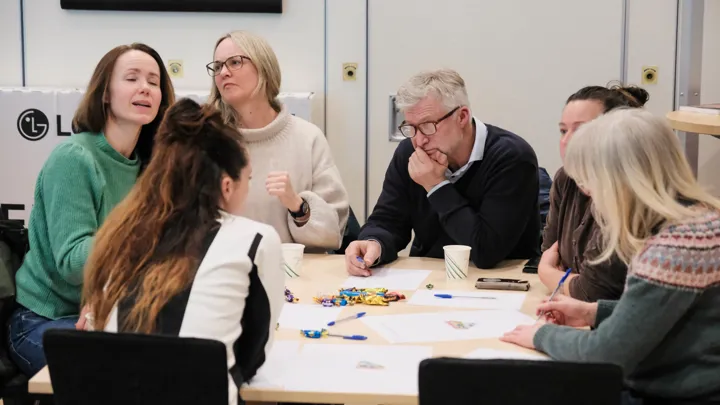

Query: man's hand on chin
left=409, top=147, right=448, bottom=192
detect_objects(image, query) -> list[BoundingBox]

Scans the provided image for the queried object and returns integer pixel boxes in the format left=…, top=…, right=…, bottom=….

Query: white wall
left=626, top=0, right=677, bottom=117
left=3, top=0, right=720, bottom=219
left=698, top=0, right=720, bottom=195
left=0, top=0, right=22, bottom=86
left=325, top=0, right=367, bottom=221
left=23, top=0, right=325, bottom=94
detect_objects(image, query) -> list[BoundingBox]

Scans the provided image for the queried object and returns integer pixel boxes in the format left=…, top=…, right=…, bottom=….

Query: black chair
left=43, top=329, right=229, bottom=405
left=419, top=357, right=623, bottom=405
left=0, top=219, right=36, bottom=405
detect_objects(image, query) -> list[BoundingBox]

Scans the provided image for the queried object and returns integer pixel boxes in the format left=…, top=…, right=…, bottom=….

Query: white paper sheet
left=408, top=289, right=527, bottom=310
left=281, top=343, right=433, bottom=395
left=464, top=348, right=550, bottom=361
left=341, top=268, right=432, bottom=290
left=277, top=304, right=343, bottom=330
left=247, top=341, right=302, bottom=388
left=361, top=310, right=535, bottom=344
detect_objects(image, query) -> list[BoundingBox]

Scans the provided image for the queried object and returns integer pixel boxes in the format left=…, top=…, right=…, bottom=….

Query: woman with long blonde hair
left=83, top=98, right=284, bottom=405
left=502, top=108, right=720, bottom=404
left=206, top=30, right=349, bottom=252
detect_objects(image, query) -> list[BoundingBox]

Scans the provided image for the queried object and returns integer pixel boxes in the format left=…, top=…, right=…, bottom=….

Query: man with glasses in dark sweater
left=345, top=68, right=540, bottom=275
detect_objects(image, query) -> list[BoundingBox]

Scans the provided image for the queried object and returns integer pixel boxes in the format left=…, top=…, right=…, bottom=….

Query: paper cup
left=281, top=243, right=305, bottom=278
left=443, top=245, right=471, bottom=280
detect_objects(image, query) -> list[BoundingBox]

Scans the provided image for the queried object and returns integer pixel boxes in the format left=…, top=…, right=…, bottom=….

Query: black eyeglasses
left=398, top=107, right=460, bottom=138
left=206, top=55, right=252, bottom=77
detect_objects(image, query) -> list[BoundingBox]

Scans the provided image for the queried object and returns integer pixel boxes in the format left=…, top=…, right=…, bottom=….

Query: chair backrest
left=538, top=167, right=553, bottom=229
left=418, top=357, right=623, bottom=405
left=334, top=206, right=361, bottom=255
left=43, top=329, right=229, bottom=405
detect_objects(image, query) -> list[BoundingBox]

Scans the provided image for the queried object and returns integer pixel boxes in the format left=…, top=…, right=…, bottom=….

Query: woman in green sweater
left=501, top=108, right=720, bottom=404
left=7, top=43, right=175, bottom=377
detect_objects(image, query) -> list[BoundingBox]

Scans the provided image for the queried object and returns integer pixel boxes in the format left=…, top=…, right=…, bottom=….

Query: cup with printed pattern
left=443, top=245, right=471, bottom=280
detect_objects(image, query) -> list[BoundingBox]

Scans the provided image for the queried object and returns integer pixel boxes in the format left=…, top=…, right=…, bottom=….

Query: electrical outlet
left=343, top=63, right=358, bottom=81
left=168, top=60, right=184, bottom=78
left=642, top=65, right=658, bottom=85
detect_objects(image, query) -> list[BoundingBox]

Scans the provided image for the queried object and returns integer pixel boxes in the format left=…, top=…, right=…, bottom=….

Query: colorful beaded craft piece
left=285, top=287, right=299, bottom=303
left=312, top=287, right=406, bottom=307
left=300, top=328, right=328, bottom=339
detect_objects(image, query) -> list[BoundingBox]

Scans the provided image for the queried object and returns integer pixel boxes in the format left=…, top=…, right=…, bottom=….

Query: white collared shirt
left=427, top=118, right=488, bottom=196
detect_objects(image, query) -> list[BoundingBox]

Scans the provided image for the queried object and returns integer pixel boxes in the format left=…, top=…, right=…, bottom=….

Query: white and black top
left=104, top=212, right=285, bottom=405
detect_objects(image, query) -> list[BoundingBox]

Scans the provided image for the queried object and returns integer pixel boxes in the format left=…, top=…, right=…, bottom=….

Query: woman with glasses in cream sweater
left=206, top=31, right=349, bottom=253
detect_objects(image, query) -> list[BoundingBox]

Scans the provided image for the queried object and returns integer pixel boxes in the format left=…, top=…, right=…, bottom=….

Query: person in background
left=82, top=98, right=284, bottom=405
left=7, top=43, right=175, bottom=377
left=207, top=30, right=349, bottom=252
left=539, top=84, right=649, bottom=302
left=345, top=68, right=540, bottom=275
left=501, top=108, right=720, bottom=405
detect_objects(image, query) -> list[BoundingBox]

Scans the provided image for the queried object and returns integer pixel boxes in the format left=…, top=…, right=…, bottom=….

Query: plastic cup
left=282, top=243, right=305, bottom=278
left=443, top=245, right=471, bottom=280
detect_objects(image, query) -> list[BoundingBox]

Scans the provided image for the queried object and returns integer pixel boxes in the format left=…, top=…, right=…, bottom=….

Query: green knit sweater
left=534, top=207, right=720, bottom=402
left=15, top=132, right=140, bottom=320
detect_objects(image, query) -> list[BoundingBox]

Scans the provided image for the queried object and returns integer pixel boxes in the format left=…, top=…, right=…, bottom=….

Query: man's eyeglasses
left=398, top=106, right=460, bottom=138
left=206, top=55, right=252, bottom=77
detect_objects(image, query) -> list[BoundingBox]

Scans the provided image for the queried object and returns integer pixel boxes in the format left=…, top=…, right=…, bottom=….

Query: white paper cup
left=281, top=243, right=305, bottom=278
left=443, top=245, right=471, bottom=280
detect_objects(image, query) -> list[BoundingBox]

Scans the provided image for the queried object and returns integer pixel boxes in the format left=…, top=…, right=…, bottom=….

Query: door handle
left=388, top=95, right=405, bottom=142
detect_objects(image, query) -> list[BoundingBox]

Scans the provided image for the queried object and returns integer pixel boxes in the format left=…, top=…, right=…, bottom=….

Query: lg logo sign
left=17, top=109, right=50, bottom=141
left=16, top=109, right=73, bottom=141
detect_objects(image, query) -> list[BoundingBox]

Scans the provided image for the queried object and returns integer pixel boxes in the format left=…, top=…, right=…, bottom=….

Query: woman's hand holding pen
left=537, top=294, right=598, bottom=328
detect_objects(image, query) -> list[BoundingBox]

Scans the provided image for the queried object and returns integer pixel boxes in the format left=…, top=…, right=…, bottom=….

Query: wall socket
left=168, top=60, right=184, bottom=78
left=641, top=65, right=658, bottom=85
left=343, top=63, right=358, bottom=81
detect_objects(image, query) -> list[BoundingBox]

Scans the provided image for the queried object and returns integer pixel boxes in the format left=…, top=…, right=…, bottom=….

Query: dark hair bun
left=621, top=86, right=650, bottom=107
left=156, top=98, right=223, bottom=145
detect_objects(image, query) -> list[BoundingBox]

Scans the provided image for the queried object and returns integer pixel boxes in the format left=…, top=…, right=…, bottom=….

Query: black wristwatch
left=289, top=198, right=309, bottom=219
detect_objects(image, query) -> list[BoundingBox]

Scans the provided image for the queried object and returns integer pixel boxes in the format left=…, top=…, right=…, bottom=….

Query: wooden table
left=29, top=255, right=548, bottom=404
left=666, top=110, right=720, bottom=176
left=666, top=111, right=720, bottom=136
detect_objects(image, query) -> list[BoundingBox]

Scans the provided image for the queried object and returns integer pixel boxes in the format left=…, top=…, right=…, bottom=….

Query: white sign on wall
left=0, top=87, right=318, bottom=224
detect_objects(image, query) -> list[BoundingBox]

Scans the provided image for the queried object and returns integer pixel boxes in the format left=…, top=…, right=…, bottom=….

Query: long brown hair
left=83, top=98, right=249, bottom=333
left=73, top=43, right=176, bottom=173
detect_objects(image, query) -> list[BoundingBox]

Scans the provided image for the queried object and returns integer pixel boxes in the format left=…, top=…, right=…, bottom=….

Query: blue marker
left=327, top=311, right=367, bottom=326
left=537, top=268, right=573, bottom=320
left=327, top=333, right=367, bottom=341
left=434, top=294, right=497, bottom=300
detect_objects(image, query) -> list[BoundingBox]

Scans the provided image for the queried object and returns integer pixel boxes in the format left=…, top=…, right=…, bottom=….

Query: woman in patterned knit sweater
left=501, top=108, right=720, bottom=404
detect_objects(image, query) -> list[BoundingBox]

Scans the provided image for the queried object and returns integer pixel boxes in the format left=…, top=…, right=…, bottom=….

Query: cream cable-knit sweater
left=240, top=104, right=350, bottom=252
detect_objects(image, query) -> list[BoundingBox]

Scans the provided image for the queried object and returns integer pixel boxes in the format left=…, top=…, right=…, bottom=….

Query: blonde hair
left=395, top=68, right=471, bottom=112
left=564, top=108, right=720, bottom=265
left=207, top=30, right=282, bottom=127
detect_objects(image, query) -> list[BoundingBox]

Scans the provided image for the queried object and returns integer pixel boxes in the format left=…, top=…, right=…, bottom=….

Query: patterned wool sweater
left=534, top=206, right=720, bottom=402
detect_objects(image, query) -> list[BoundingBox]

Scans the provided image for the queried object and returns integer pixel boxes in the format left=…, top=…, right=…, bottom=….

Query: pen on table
left=327, top=333, right=367, bottom=341
left=434, top=294, right=497, bottom=300
left=327, top=312, right=367, bottom=326
left=537, top=268, right=573, bottom=320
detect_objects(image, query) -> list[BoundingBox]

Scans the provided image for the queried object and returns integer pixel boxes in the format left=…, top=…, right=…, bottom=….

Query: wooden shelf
left=666, top=111, right=720, bottom=135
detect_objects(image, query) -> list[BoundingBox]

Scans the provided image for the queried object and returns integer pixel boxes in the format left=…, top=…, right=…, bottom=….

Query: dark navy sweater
left=359, top=124, right=541, bottom=269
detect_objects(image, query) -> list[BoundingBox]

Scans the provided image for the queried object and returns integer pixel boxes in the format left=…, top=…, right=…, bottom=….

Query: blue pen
left=537, top=268, right=573, bottom=320
left=327, top=312, right=367, bottom=326
left=356, top=256, right=366, bottom=266
left=434, top=294, right=496, bottom=300
left=327, top=333, right=367, bottom=341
